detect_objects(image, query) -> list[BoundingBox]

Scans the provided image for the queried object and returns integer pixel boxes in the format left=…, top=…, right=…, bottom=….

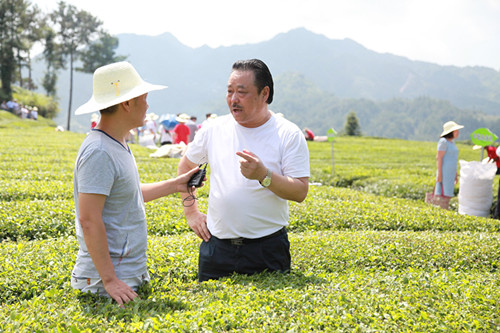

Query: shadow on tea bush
left=330, top=175, right=370, bottom=188
left=205, top=270, right=329, bottom=291
left=359, top=180, right=429, bottom=201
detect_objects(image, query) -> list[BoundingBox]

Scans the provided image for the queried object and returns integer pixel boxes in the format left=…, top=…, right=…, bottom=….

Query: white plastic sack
left=139, top=134, right=157, bottom=149
left=458, top=160, right=497, bottom=217
left=149, top=142, right=187, bottom=158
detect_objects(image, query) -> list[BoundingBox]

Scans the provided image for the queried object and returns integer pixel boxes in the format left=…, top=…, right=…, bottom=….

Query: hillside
left=274, top=73, right=500, bottom=140
left=31, top=28, right=500, bottom=138
left=0, top=109, right=56, bottom=128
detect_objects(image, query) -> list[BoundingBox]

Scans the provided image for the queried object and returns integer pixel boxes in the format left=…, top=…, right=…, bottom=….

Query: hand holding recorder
left=187, top=163, right=207, bottom=188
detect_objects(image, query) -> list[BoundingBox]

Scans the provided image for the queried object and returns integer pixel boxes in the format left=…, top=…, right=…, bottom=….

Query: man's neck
left=240, top=109, right=272, bottom=128
left=95, top=117, right=130, bottom=146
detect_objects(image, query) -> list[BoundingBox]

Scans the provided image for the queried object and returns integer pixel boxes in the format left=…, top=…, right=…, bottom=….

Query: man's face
left=132, top=93, right=149, bottom=127
left=226, top=70, right=269, bottom=128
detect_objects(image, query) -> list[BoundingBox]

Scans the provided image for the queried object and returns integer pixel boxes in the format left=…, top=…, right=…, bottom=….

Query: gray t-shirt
left=72, top=130, right=148, bottom=279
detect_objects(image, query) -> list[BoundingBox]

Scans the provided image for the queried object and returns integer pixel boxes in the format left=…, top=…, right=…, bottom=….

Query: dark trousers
left=198, top=228, right=290, bottom=282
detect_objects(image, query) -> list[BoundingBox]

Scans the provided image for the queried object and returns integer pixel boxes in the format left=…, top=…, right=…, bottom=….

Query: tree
left=0, top=0, right=44, bottom=99
left=77, top=32, right=126, bottom=73
left=41, top=28, right=63, bottom=96
left=50, top=1, right=125, bottom=131
left=15, top=2, right=45, bottom=91
left=344, top=110, right=362, bottom=136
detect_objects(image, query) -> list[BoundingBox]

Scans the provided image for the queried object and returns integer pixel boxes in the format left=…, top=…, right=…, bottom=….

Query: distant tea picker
left=302, top=127, right=328, bottom=142
left=428, top=120, right=463, bottom=210
left=71, top=61, right=202, bottom=306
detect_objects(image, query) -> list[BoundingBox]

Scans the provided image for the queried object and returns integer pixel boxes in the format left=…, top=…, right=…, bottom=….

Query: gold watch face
left=262, top=177, right=271, bottom=187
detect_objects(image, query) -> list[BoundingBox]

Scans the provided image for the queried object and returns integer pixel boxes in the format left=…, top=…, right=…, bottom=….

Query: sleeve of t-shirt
left=281, top=129, right=310, bottom=178
left=437, top=138, right=448, bottom=152
left=76, top=148, right=115, bottom=196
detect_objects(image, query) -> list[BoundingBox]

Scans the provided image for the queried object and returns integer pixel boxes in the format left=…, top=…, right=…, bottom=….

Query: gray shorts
left=71, top=272, right=150, bottom=297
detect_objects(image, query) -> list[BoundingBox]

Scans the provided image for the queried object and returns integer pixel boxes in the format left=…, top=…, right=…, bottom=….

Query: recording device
left=187, top=163, right=207, bottom=188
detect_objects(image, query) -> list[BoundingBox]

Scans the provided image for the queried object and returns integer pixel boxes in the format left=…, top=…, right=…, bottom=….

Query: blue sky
left=35, top=0, right=500, bottom=70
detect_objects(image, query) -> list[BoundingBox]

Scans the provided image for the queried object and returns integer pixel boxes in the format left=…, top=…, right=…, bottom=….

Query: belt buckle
left=230, top=238, right=244, bottom=246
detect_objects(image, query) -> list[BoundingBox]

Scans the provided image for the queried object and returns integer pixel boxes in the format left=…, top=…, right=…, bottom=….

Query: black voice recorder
left=187, top=163, right=207, bottom=188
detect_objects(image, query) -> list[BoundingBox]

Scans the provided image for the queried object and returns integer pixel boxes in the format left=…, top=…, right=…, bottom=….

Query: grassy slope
left=1, top=118, right=499, bottom=331
left=0, top=110, right=57, bottom=129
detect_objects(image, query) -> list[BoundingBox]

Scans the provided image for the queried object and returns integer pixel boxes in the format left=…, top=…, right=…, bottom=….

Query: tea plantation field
left=1, top=111, right=499, bottom=331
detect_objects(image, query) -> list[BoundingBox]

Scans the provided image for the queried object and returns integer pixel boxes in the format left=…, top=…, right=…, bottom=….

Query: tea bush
left=1, top=123, right=500, bottom=331
left=0, top=199, right=74, bottom=241
left=308, top=136, right=483, bottom=199
left=1, top=233, right=500, bottom=331
left=289, top=186, right=500, bottom=233
left=3, top=186, right=499, bottom=241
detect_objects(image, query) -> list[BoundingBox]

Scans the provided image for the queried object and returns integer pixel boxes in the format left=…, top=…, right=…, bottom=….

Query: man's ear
left=121, top=99, right=132, bottom=113
left=261, top=86, right=270, bottom=103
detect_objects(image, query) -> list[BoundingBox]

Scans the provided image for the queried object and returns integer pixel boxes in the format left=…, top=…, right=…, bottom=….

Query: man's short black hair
left=100, top=103, right=119, bottom=115
left=231, top=59, right=274, bottom=104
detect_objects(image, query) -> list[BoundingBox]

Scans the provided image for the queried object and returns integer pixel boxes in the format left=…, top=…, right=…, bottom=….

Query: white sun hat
left=146, top=112, right=159, bottom=121
left=440, top=121, right=464, bottom=137
left=75, top=61, right=167, bottom=115
left=175, top=113, right=190, bottom=123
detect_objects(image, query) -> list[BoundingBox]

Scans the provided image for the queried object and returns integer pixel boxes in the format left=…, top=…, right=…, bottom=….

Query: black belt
left=217, top=227, right=286, bottom=246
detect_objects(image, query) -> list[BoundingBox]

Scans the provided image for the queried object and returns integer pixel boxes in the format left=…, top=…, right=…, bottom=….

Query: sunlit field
left=1, top=111, right=499, bottom=331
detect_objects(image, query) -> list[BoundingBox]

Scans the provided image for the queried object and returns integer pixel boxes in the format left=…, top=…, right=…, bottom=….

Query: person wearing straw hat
left=435, top=120, right=464, bottom=199
left=143, top=112, right=159, bottom=144
left=173, top=113, right=190, bottom=144
left=71, top=61, right=202, bottom=306
left=144, top=112, right=159, bottom=135
left=31, top=106, right=38, bottom=120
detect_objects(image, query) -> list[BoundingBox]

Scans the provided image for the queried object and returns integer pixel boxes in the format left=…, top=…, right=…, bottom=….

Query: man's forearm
left=80, top=217, right=117, bottom=284
left=267, top=175, right=309, bottom=203
left=141, top=180, right=177, bottom=202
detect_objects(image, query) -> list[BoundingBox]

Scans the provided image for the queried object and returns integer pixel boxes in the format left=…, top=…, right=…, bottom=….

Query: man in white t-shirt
left=72, top=61, right=201, bottom=306
left=177, top=59, right=310, bottom=281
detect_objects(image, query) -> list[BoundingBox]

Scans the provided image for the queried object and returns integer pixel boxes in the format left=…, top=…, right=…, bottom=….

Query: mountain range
left=36, top=28, right=500, bottom=140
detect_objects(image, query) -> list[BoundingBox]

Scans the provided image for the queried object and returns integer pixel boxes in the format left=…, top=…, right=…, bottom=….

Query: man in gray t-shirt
left=72, top=62, right=201, bottom=306
left=73, top=130, right=148, bottom=285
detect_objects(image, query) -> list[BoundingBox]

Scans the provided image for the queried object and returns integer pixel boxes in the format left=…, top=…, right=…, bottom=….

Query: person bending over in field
left=71, top=61, right=201, bottom=306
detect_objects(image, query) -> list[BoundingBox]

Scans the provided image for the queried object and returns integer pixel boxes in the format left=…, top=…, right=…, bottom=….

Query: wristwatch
left=260, top=168, right=272, bottom=187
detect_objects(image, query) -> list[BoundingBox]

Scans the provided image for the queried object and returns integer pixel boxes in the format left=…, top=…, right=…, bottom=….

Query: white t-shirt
left=144, top=120, right=157, bottom=134
left=72, top=130, right=148, bottom=279
left=186, top=113, right=310, bottom=239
